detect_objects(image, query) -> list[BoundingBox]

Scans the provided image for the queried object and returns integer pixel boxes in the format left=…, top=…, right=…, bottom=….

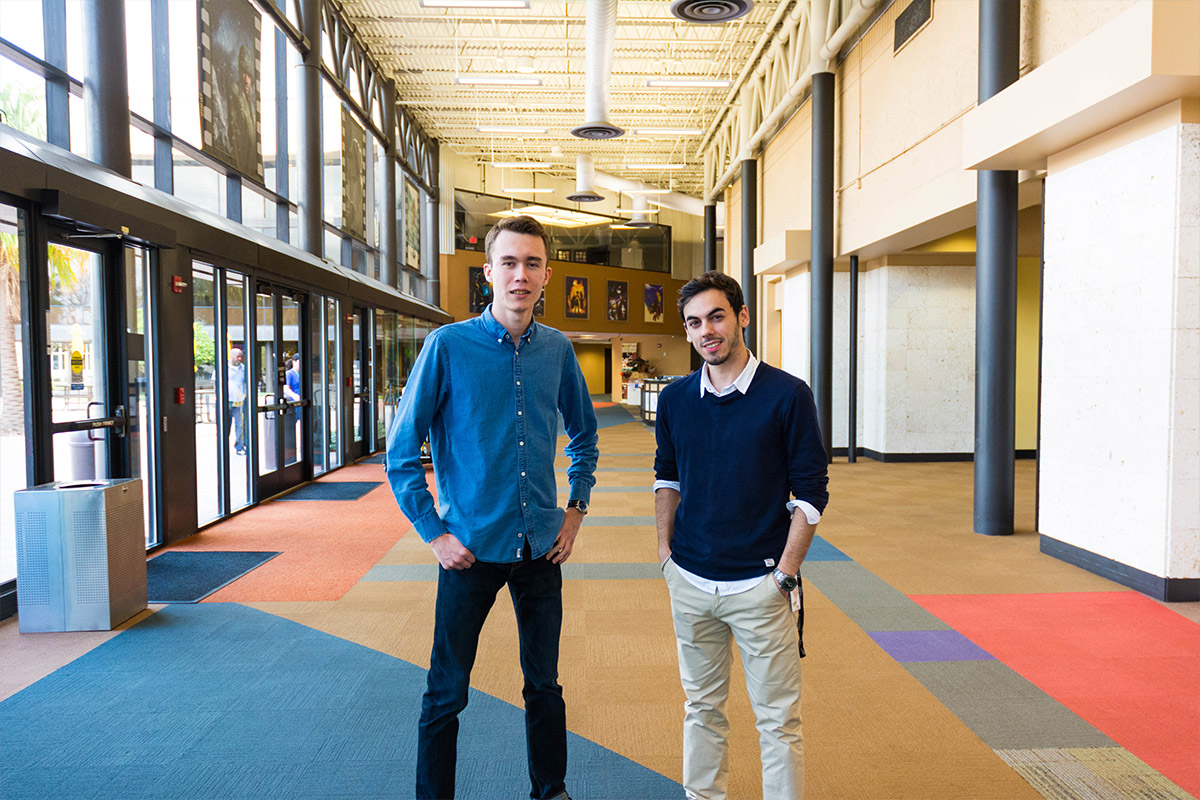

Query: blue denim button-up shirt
left=386, top=306, right=598, bottom=563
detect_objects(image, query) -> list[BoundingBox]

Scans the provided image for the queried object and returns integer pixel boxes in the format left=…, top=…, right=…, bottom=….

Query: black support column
left=974, top=0, right=1020, bottom=536
left=848, top=254, right=858, bottom=464
left=704, top=202, right=718, bottom=272
left=297, top=0, right=323, bottom=257
left=380, top=80, right=398, bottom=290
left=740, top=159, right=757, bottom=352
left=810, top=70, right=834, bottom=461
left=82, top=0, right=131, bottom=177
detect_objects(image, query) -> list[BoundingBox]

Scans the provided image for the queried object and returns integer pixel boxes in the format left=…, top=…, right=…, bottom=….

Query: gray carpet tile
left=803, top=561, right=951, bottom=631
left=905, top=662, right=1116, bottom=750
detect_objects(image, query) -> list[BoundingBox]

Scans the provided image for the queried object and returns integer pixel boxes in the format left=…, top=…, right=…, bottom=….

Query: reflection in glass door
left=254, top=286, right=308, bottom=498
left=124, top=245, right=158, bottom=546
left=349, top=306, right=371, bottom=461
left=49, top=243, right=114, bottom=483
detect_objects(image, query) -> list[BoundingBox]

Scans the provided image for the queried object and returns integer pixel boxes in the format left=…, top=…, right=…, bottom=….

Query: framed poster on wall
left=404, top=180, right=420, bottom=269
left=607, top=281, right=628, bottom=322
left=644, top=283, right=664, bottom=323
left=565, top=277, right=588, bottom=319
left=198, top=0, right=263, bottom=180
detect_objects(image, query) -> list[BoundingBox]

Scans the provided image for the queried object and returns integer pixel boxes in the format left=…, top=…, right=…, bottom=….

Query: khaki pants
left=663, top=558, right=804, bottom=800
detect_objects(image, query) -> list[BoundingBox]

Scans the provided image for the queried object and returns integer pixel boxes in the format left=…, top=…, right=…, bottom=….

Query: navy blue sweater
left=654, top=363, right=829, bottom=581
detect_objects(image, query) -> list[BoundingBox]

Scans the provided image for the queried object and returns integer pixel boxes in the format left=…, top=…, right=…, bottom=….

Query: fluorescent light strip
left=645, top=78, right=733, bottom=89
left=477, top=125, right=549, bottom=134
left=502, top=187, right=556, bottom=193
left=624, top=188, right=671, bottom=195
left=632, top=128, right=703, bottom=136
left=421, top=0, right=529, bottom=8
left=622, top=163, right=686, bottom=170
left=456, top=75, right=543, bottom=86
left=490, top=161, right=552, bottom=168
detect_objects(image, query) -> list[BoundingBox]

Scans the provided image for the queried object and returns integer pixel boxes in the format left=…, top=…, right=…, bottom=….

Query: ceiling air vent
left=570, top=122, right=624, bottom=140
left=566, top=154, right=604, bottom=203
left=669, top=0, right=753, bottom=24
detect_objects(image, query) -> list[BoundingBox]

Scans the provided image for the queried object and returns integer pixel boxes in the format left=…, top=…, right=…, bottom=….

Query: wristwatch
left=567, top=499, right=589, bottom=516
left=772, top=568, right=798, bottom=592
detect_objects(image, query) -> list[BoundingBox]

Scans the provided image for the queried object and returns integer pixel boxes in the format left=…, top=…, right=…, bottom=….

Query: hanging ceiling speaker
left=669, top=0, right=753, bottom=23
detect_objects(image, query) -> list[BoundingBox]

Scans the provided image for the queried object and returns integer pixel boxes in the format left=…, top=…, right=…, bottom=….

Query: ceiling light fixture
left=476, top=125, right=549, bottom=134
left=632, top=128, right=704, bottom=136
left=622, top=163, right=687, bottom=170
left=421, top=0, right=530, bottom=8
left=645, top=78, right=733, bottom=89
left=490, top=161, right=553, bottom=168
left=490, top=206, right=609, bottom=229
left=456, top=75, right=542, bottom=86
left=516, top=56, right=536, bottom=74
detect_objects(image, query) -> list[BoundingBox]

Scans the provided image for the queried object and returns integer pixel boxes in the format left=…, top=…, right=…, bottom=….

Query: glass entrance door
left=253, top=285, right=308, bottom=498
left=48, top=242, right=120, bottom=484
left=348, top=306, right=371, bottom=461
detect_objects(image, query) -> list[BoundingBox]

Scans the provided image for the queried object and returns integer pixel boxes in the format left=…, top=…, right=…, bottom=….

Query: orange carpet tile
left=912, top=591, right=1200, bottom=797
left=164, top=462, right=416, bottom=602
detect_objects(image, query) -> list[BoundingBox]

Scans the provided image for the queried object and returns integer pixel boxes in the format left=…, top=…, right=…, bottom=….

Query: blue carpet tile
left=0, top=603, right=681, bottom=800
left=146, top=551, right=281, bottom=603
left=277, top=481, right=382, bottom=501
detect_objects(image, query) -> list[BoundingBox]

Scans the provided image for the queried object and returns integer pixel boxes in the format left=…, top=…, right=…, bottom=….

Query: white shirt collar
left=700, top=352, right=759, bottom=398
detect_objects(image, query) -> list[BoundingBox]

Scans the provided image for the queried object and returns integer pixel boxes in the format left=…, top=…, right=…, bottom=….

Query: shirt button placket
left=515, top=345, right=528, bottom=550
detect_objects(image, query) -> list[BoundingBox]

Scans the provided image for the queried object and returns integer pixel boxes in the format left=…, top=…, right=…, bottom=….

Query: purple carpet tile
left=869, top=630, right=995, bottom=662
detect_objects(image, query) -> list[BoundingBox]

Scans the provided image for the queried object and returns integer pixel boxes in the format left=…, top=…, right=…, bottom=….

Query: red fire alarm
left=175, top=387, right=186, bottom=404
left=172, top=275, right=187, bottom=293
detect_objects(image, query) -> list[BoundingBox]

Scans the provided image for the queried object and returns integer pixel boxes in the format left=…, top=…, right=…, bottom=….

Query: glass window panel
left=1, top=0, right=45, bottom=59
left=0, top=203, right=30, bottom=584
left=258, top=16, right=277, bottom=193
left=225, top=271, right=249, bottom=511
left=125, top=0, right=153, bottom=121
left=324, top=229, right=342, bottom=265
left=173, top=146, right=225, bottom=217
left=125, top=245, right=157, bottom=546
left=321, top=80, right=340, bottom=225
left=255, top=291, right=276, bottom=477
left=289, top=207, right=299, bottom=245
left=0, top=58, right=48, bottom=140
left=167, top=0, right=201, bottom=145
left=285, top=39, right=301, bottom=201
left=130, top=124, right=155, bottom=186
left=64, top=0, right=84, bottom=78
left=240, top=184, right=273, bottom=238
left=192, top=262, right=219, bottom=525
left=68, top=91, right=85, bottom=157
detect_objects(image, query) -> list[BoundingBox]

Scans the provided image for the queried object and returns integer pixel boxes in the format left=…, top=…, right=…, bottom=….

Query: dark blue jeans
left=416, top=549, right=566, bottom=800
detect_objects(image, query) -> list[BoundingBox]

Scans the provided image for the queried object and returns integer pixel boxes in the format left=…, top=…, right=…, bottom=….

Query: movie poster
left=607, top=281, right=628, bottom=322
left=644, top=283, right=664, bottom=323
left=342, top=108, right=366, bottom=241
left=468, top=267, right=491, bottom=313
left=198, top=0, right=263, bottom=180
left=405, top=181, right=421, bottom=269
left=533, top=289, right=545, bottom=318
left=565, top=277, right=588, bottom=319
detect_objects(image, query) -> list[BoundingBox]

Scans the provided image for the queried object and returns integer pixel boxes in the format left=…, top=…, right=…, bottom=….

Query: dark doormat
left=360, top=453, right=386, bottom=465
left=276, top=481, right=382, bottom=501
left=147, top=551, right=281, bottom=603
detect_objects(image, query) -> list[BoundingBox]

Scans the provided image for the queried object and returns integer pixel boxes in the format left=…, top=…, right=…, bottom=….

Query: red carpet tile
left=912, top=592, right=1200, bottom=796
left=592, top=401, right=617, bottom=408
left=163, top=463, right=416, bottom=602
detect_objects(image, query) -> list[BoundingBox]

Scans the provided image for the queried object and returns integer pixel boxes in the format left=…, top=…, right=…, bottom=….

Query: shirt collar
left=700, top=352, right=759, bottom=398
left=480, top=304, right=538, bottom=344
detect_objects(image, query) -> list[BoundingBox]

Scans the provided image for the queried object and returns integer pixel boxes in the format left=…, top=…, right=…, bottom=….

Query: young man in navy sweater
left=654, top=272, right=829, bottom=800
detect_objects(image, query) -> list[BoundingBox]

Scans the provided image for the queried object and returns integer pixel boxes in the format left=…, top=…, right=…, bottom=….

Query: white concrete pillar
left=1038, top=103, right=1199, bottom=599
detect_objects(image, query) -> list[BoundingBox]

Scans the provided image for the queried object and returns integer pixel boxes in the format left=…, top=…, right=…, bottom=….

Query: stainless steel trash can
left=14, top=478, right=147, bottom=633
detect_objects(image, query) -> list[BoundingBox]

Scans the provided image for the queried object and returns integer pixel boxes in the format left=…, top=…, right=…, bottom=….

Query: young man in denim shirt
left=387, top=215, right=598, bottom=800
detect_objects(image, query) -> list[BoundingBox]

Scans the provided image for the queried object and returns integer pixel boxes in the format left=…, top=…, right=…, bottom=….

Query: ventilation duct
left=570, top=0, right=624, bottom=140
left=566, top=154, right=604, bottom=202
left=669, top=0, right=753, bottom=24
left=625, top=195, right=656, bottom=228
left=593, top=169, right=721, bottom=221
